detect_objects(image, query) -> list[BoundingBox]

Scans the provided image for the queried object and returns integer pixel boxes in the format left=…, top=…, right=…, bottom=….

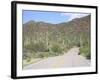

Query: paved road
left=24, top=47, right=90, bottom=69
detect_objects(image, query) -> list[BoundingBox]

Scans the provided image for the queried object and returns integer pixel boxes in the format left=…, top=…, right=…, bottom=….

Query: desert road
left=24, top=47, right=90, bottom=69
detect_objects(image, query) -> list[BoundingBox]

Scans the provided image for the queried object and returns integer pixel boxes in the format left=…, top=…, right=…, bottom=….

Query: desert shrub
left=51, top=43, right=63, bottom=54
left=34, top=52, right=50, bottom=58
left=32, top=42, right=47, bottom=52
left=23, top=53, right=29, bottom=60
left=75, top=41, right=80, bottom=47
left=37, top=53, right=44, bottom=58
left=23, top=49, right=33, bottom=60
left=24, top=44, right=33, bottom=51
left=80, top=45, right=91, bottom=59
left=27, top=58, right=31, bottom=62
left=24, top=42, right=48, bottom=52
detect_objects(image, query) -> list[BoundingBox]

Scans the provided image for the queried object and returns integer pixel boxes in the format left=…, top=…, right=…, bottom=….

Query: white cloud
left=61, top=13, right=89, bottom=21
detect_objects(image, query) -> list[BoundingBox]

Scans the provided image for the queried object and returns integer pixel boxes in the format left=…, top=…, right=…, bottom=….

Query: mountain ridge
left=23, top=15, right=90, bottom=37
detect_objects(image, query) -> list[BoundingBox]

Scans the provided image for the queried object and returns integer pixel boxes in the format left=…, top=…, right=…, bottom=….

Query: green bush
left=27, top=58, right=31, bottom=62
left=24, top=42, right=48, bottom=52
left=80, top=46, right=91, bottom=59
left=51, top=43, right=63, bottom=54
left=34, top=52, right=51, bottom=58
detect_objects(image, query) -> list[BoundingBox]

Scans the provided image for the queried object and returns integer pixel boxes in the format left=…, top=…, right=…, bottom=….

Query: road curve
left=24, top=47, right=90, bottom=69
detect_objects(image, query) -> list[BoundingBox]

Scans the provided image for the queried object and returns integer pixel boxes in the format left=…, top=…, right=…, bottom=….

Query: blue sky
left=23, top=10, right=89, bottom=24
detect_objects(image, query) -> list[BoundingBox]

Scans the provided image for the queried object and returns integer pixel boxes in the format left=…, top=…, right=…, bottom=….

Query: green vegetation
left=22, top=58, right=42, bottom=68
left=23, top=15, right=91, bottom=67
left=51, top=43, right=63, bottom=53
left=80, top=45, right=91, bottom=59
left=25, top=42, right=48, bottom=52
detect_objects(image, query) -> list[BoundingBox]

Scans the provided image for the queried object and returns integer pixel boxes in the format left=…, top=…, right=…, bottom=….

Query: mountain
left=23, top=15, right=90, bottom=40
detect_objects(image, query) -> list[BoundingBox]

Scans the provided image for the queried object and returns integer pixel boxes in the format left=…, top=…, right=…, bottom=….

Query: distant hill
left=23, top=15, right=90, bottom=38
